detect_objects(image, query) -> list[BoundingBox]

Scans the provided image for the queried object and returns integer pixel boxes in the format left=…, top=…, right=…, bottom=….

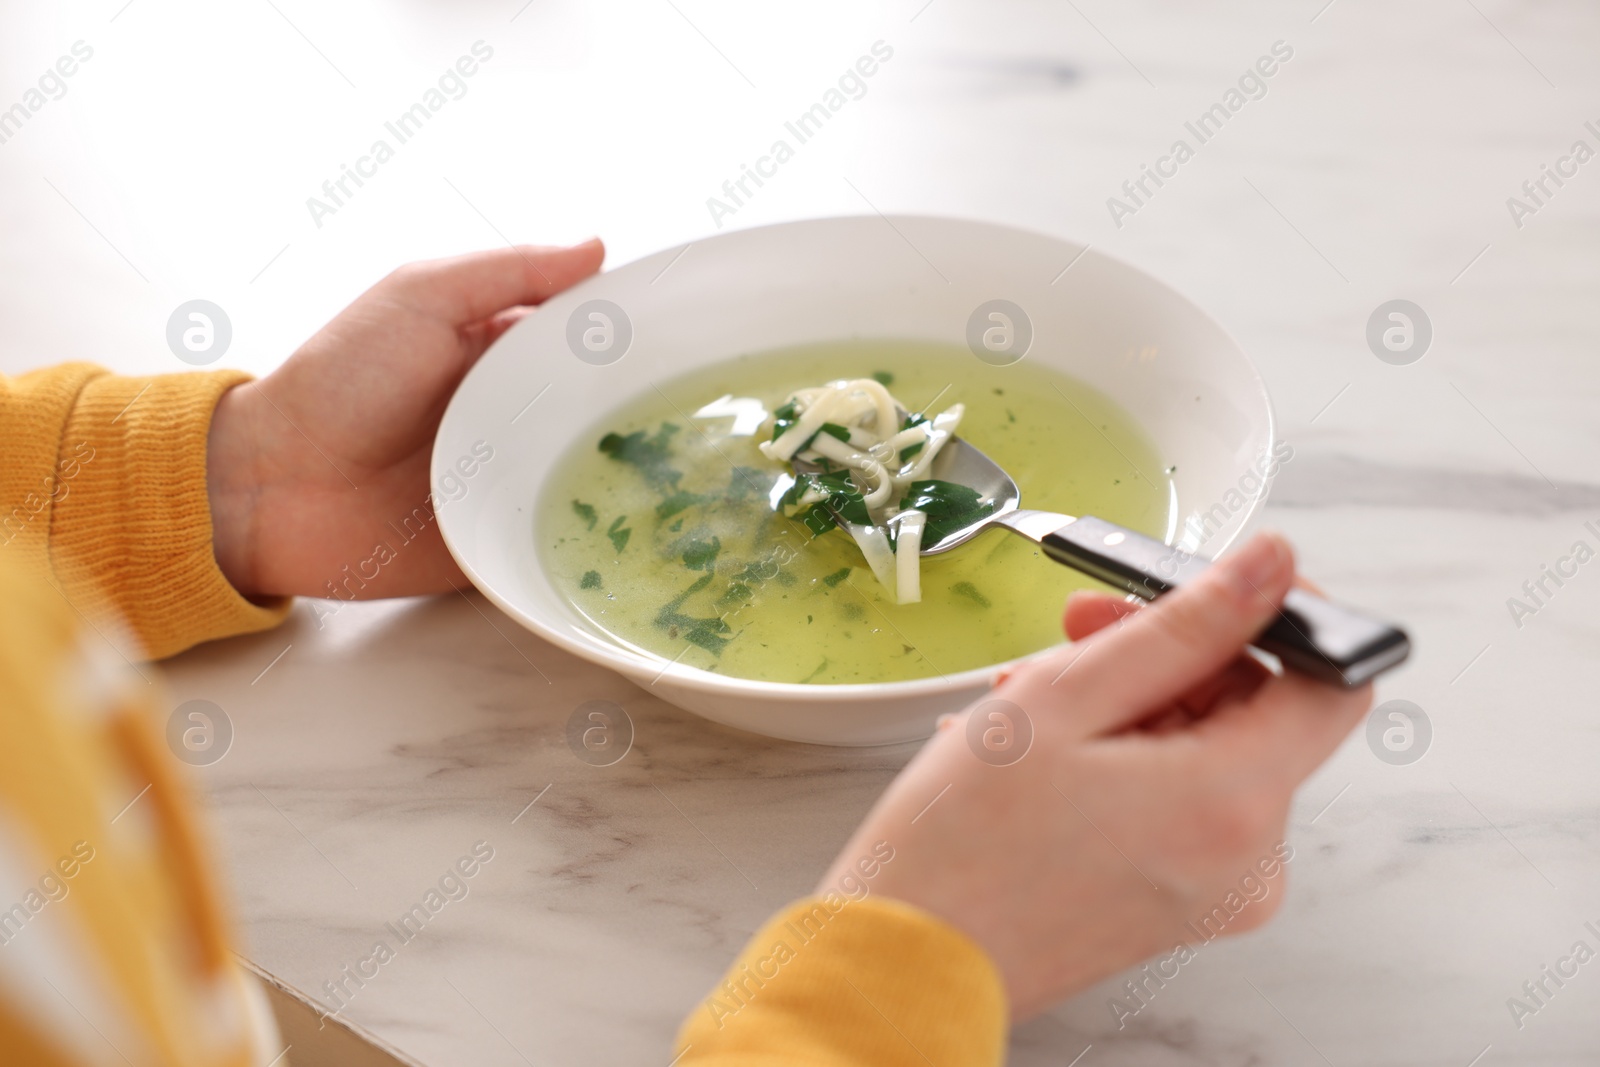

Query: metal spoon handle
left=1008, top=513, right=1410, bottom=688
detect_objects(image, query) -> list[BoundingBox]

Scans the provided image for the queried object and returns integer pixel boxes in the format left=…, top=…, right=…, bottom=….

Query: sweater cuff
left=676, top=895, right=1007, bottom=1067
left=51, top=370, right=290, bottom=660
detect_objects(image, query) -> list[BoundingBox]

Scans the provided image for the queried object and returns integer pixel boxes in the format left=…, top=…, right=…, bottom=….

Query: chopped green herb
left=801, top=508, right=838, bottom=536
left=894, top=413, right=930, bottom=464
left=770, top=401, right=801, bottom=442
left=871, top=371, right=894, bottom=387
left=728, top=559, right=774, bottom=586
left=683, top=623, right=730, bottom=655
left=572, top=500, right=598, bottom=530
left=770, top=400, right=859, bottom=454
left=670, top=518, right=684, bottom=531
left=822, top=567, right=851, bottom=587
left=792, top=421, right=852, bottom=454
left=681, top=536, right=722, bottom=571
left=799, top=658, right=831, bottom=682
left=657, top=573, right=713, bottom=622
left=815, top=422, right=852, bottom=444
left=718, top=582, right=753, bottom=605
left=606, top=515, right=632, bottom=554
left=950, top=581, right=991, bottom=608
left=781, top=469, right=870, bottom=534
left=831, top=499, right=872, bottom=528
left=899, top=480, right=996, bottom=544
left=580, top=570, right=602, bottom=589
left=726, top=466, right=775, bottom=501
left=598, top=423, right=683, bottom=489
left=818, top=471, right=871, bottom=525
left=653, top=574, right=732, bottom=656
left=655, top=489, right=705, bottom=521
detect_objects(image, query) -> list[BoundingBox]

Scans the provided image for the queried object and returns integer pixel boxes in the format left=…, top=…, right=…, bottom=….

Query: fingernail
left=1227, top=532, right=1287, bottom=601
left=568, top=236, right=601, bottom=249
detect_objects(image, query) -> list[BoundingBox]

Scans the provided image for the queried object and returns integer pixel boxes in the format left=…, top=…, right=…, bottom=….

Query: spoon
left=796, top=434, right=1410, bottom=688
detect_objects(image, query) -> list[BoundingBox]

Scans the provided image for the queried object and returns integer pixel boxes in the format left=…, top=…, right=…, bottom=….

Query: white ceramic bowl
left=432, top=216, right=1274, bottom=746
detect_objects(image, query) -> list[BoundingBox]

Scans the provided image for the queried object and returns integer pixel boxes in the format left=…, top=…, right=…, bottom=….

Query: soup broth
left=536, top=341, right=1172, bottom=684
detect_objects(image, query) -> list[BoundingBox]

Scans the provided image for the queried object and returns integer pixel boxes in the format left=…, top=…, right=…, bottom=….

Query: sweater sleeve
left=1, top=363, right=289, bottom=660
left=0, top=560, right=279, bottom=1067
left=675, top=895, right=1008, bottom=1066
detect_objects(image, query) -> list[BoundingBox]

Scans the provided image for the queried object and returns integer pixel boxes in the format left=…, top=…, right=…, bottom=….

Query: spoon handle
left=1031, top=515, right=1410, bottom=688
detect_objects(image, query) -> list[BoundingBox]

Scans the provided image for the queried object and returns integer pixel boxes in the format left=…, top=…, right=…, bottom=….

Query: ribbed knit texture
left=677, top=895, right=1008, bottom=1066
left=2, top=363, right=288, bottom=660
left=0, top=363, right=102, bottom=572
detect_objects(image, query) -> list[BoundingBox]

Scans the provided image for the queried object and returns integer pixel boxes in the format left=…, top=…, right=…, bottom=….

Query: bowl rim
left=434, top=213, right=1277, bottom=702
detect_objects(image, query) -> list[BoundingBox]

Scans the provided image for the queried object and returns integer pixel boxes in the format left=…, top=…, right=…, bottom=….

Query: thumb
left=383, top=239, right=606, bottom=325
left=1006, top=531, right=1295, bottom=737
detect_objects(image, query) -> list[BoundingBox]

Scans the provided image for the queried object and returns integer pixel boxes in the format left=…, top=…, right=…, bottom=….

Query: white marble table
left=5, top=1, right=1599, bottom=1063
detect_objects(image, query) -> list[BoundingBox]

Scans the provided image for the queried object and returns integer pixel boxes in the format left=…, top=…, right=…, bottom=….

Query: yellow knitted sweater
left=0, top=365, right=1007, bottom=1066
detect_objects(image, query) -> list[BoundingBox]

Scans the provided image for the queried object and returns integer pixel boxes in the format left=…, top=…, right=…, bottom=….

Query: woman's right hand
left=819, top=531, right=1372, bottom=1020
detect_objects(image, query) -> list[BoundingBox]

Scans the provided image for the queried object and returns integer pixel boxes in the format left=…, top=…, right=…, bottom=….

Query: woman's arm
left=2, top=363, right=292, bottom=659
left=0, top=240, right=605, bottom=659
left=676, top=895, right=1007, bottom=1066
left=677, top=533, right=1371, bottom=1060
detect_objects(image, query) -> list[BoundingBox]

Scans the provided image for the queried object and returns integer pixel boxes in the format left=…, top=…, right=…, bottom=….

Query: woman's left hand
left=206, top=240, right=604, bottom=600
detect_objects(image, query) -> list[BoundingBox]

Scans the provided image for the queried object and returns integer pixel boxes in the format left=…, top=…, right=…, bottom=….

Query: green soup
left=537, top=341, right=1172, bottom=684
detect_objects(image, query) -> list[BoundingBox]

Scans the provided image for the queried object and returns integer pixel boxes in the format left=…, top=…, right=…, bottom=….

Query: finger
left=1110, top=656, right=1267, bottom=736
left=459, top=306, right=533, bottom=361
left=1196, top=670, right=1373, bottom=783
left=1062, top=590, right=1138, bottom=641
left=382, top=239, right=606, bottom=325
left=1171, top=655, right=1272, bottom=718
left=1136, top=706, right=1190, bottom=734
left=1294, top=574, right=1327, bottom=597
left=1005, top=531, right=1295, bottom=737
